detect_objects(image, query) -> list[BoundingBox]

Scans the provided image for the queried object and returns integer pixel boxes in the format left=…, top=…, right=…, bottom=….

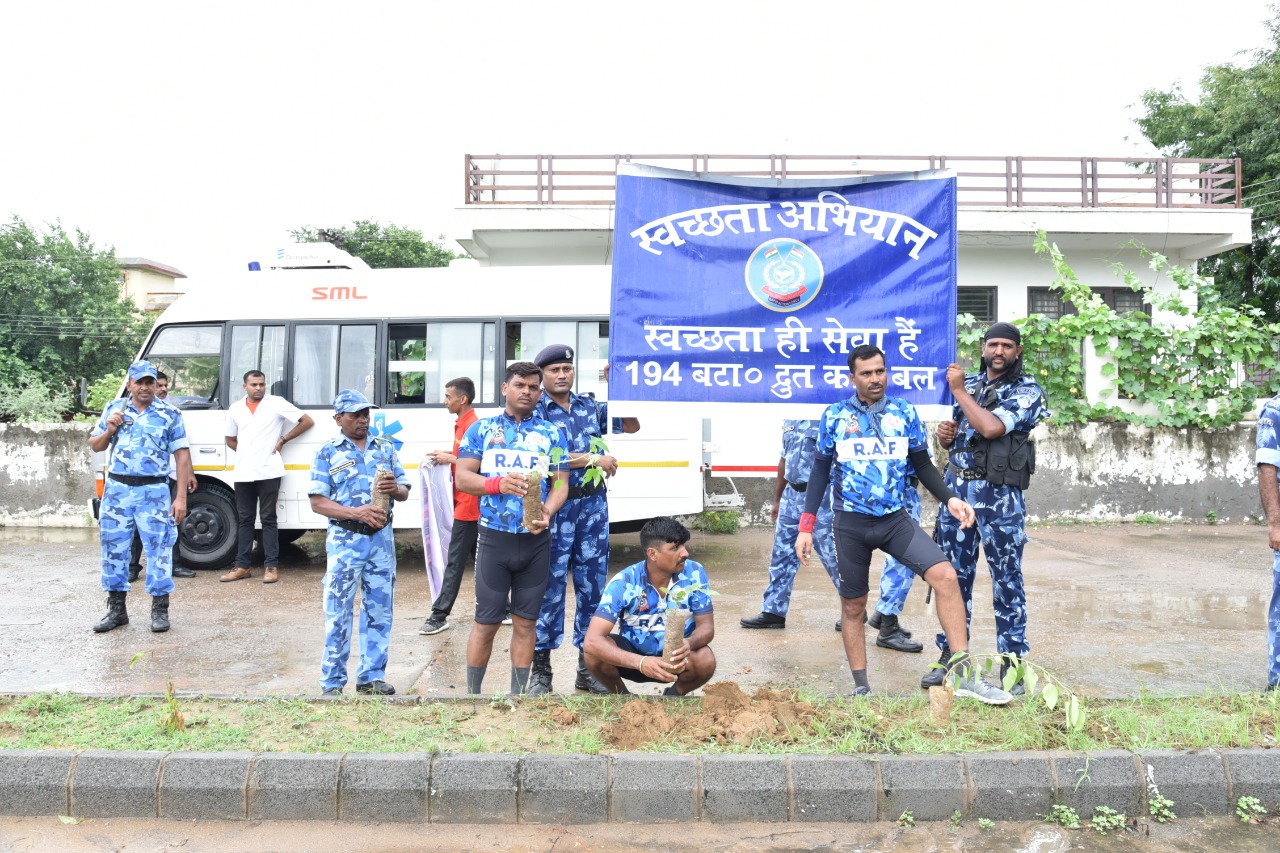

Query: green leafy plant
left=977, top=818, right=994, bottom=830
left=896, top=809, right=915, bottom=828
left=988, top=233, right=1280, bottom=429
left=1134, top=513, right=1160, bottom=526
left=1042, top=804, right=1081, bottom=828
left=1149, top=793, right=1176, bottom=823
left=1090, top=805, right=1127, bottom=834
left=579, top=437, right=611, bottom=491
left=949, top=809, right=963, bottom=827
left=0, top=374, right=72, bottom=422
left=929, top=653, right=1088, bottom=733
left=1236, top=795, right=1267, bottom=823
left=1206, top=510, right=1219, bottom=525
left=690, top=510, right=741, bottom=534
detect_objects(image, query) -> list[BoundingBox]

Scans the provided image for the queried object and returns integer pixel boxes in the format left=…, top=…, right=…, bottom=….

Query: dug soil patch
left=603, top=681, right=816, bottom=750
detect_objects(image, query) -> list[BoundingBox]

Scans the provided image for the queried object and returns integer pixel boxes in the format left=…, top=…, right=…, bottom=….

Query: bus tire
left=181, top=481, right=237, bottom=570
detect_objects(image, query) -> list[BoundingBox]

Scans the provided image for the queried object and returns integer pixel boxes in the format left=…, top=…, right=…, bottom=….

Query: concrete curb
left=2, top=747, right=1277, bottom=823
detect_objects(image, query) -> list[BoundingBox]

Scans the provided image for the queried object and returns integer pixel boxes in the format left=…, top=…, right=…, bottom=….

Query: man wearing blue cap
left=308, top=389, right=411, bottom=696
left=88, top=360, right=192, bottom=633
left=528, top=344, right=639, bottom=695
left=926, top=321, right=1049, bottom=694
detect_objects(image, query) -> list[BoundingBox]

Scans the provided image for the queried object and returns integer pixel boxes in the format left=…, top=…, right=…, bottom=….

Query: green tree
left=0, top=217, right=146, bottom=403
left=290, top=220, right=464, bottom=269
left=1135, top=8, right=1280, bottom=319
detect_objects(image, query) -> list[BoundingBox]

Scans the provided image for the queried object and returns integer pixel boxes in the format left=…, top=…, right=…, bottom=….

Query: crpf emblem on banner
left=744, top=238, right=824, bottom=312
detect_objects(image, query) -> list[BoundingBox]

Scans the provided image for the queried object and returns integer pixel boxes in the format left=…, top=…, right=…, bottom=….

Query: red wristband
left=484, top=476, right=503, bottom=495
left=798, top=512, right=817, bottom=533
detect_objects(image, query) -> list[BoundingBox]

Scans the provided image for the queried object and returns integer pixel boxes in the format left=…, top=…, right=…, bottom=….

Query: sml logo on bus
left=311, top=287, right=367, bottom=300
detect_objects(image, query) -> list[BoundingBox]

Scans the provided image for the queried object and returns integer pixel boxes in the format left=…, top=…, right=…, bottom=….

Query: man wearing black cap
left=923, top=321, right=1050, bottom=694
left=527, top=343, right=639, bottom=694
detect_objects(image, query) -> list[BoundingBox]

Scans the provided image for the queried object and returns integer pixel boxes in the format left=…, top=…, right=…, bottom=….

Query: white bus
left=117, top=248, right=714, bottom=570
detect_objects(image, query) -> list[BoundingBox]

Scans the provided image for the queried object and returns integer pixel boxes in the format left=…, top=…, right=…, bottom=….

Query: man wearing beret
left=88, top=360, right=192, bottom=633
left=528, top=344, right=639, bottom=694
left=308, top=389, right=411, bottom=696
left=925, top=322, right=1050, bottom=694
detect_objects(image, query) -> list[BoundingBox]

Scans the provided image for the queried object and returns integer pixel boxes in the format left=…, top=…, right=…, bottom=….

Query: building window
left=957, top=287, right=997, bottom=323
left=1027, top=287, right=1149, bottom=321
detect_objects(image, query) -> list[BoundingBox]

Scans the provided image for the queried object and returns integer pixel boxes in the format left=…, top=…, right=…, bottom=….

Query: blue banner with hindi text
left=609, top=164, right=957, bottom=405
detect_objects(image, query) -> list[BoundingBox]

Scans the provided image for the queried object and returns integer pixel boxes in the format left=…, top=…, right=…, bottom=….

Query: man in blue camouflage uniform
left=89, top=360, right=191, bottom=634
left=796, top=345, right=1011, bottom=703
left=309, top=389, right=410, bottom=697
left=740, top=419, right=838, bottom=629
left=456, top=362, right=570, bottom=695
left=926, top=322, right=1049, bottom=695
left=584, top=516, right=716, bottom=696
left=528, top=344, right=640, bottom=695
left=1254, top=393, right=1280, bottom=694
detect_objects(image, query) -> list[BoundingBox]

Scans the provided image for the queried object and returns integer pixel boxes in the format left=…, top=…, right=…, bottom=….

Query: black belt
left=568, top=481, right=604, bottom=500
left=331, top=518, right=385, bottom=536
left=108, top=473, right=167, bottom=487
left=788, top=481, right=807, bottom=492
left=947, top=463, right=985, bottom=481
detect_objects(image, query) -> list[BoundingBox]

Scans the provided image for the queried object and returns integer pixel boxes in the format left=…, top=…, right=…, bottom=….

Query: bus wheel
left=181, top=481, right=237, bottom=570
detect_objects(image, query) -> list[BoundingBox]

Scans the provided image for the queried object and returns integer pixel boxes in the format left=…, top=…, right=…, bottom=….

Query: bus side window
left=228, top=324, right=286, bottom=404
left=388, top=322, right=497, bottom=405
left=293, top=324, right=377, bottom=407
left=144, top=323, right=225, bottom=407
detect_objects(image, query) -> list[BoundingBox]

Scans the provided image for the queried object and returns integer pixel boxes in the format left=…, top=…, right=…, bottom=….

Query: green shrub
left=690, top=510, right=741, bottom=534
left=0, top=375, right=72, bottom=423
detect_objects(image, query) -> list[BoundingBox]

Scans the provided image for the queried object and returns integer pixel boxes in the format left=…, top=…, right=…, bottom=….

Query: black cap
left=984, top=322, right=1021, bottom=345
left=533, top=344, right=575, bottom=369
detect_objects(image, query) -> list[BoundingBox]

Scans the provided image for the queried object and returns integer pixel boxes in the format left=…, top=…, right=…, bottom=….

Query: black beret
left=533, top=344, right=575, bottom=369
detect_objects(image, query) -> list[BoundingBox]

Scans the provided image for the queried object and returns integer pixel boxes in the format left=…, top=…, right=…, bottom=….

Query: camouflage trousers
left=873, top=486, right=921, bottom=616
left=935, top=475, right=1029, bottom=657
left=761, top=484, right=837, bottom=617
left=536, top=490, right=609, bottom=651
left=320, top=527, right=396, bottom=691
left=1269, top=552, right=1280, bottom=688
left=99, top=479, right=176, bottom=597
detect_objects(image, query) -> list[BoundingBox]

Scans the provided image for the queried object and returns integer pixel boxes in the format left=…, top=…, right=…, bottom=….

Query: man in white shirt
left=222, top=370, right=314, bottom=583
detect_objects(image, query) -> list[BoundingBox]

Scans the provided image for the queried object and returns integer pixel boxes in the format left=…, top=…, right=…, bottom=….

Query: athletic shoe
left=852, top=685, right=872, bottom=697
left=321, top=687, right=342, bottom=697
left=419, top=617, right=450, bottom=635
left=951, top=657, right=1013, bottom=706
left=501, top=616, right=513, bottom=626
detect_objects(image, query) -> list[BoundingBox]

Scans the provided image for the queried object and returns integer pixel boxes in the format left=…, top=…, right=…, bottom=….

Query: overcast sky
left=1, top=0, right=1274, bottom=283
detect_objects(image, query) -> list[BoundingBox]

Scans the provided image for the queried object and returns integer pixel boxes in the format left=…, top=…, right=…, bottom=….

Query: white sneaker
left=501, top=616, right=513, bottom=626
left=951, top=657, right=1013, bottom=706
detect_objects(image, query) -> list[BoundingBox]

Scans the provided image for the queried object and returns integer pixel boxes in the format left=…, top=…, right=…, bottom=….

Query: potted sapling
left=660, top=582, right=715, bottom=664
left=521, top=447, right=567, bottom=530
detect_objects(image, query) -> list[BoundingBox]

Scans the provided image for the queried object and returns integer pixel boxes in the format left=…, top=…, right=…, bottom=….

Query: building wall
left=2, top=422, right=1264, bottom=528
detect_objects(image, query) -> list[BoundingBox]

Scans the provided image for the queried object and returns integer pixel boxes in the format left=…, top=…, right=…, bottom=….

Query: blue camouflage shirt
left=92, top=397, right=189, bottom=478
left=949, top=371, right=1050, bottom=471
left=535, top=391, right=608, bottom=491
left=1256, top=395, right=1280, bottom=495
left=781, top=419, right=820, bottom=485
left=817, top=394, right=928, bottom=516
left=594, top=559, right=714, bottom=656
left=458, top=411, right=570, bottom=534
left=307, top=435, right=409, bottom=518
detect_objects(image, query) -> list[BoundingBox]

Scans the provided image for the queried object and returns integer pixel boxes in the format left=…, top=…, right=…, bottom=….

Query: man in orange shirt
left=420, top=377, right=480, bottom=635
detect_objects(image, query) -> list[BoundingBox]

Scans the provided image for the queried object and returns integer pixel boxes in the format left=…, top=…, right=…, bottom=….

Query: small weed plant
left=949, top=809, right=962, bottom=827
left=897, top=809, right=915, bottom=828
left=1090, top=806, right=1127, bottom=834
left=1042, top=804, right=1081, bottom=828
left=977, top=818, right=994, bottom=830
left=690, top=510, right=740, bottom=534
left=1133, top=512, right=1160, bottom=525
left=1206, top=510, right=1220, bottom=525
left=1237, top=795, right=1267, bottom=823
left=1149, top=793, right=1176, bottom=823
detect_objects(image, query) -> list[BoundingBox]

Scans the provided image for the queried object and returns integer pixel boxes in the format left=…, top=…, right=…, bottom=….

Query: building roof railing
left=464, top=154, right=1242, bottom=209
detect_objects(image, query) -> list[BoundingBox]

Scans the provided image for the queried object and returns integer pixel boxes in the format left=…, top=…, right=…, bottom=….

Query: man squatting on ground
left=127, top=370, right=196, bottom=582
left=308, top=390, right=410, bottom=696
left=529, top=344, right=640, bottom=695
left=89, top=360, right=192, bottom=634
left=419, top=376, right=480, bottom=635
left=927, top=322, right=1049, bottom=694
left=1254, top=390, right=1280, bottom=694
left=223, top=370, right=314, bottom=584
left=455, top=361, right=569, bottom=695
left=584, top=516, right=716, bottom=695
left=796, top=345, right=1012, bottom=704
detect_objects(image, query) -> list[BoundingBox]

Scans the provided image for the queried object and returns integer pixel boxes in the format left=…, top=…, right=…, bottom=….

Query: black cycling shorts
left=597, top=633, right=663, bottom=684
left=474, top=526, right=551, bottom=624
left=833, top=508, right=948, bottom=599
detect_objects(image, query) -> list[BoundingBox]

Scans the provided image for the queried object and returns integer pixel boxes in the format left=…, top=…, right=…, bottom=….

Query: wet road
left=0, top=522, right=1271, bottom=698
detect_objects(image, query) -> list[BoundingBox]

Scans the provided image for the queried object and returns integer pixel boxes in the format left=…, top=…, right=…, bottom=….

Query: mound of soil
left=602, top=681, right=815, bottom=750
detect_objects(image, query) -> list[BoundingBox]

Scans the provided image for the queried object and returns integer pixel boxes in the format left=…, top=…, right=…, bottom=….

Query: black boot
left=172, top=564, right=197, bottom=579
left=151, top=594, right=170, bottom=633
left=574, top=650, right=610, bottom=694
left=867, top=609, right=912, bottom=638
left=875, top=614, right=924, bottom=653
left=527, top=650, right=553, bottom=695
left=93, top=590, right=129, bottom=633
left=920, top=649, right=954, bottom=689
